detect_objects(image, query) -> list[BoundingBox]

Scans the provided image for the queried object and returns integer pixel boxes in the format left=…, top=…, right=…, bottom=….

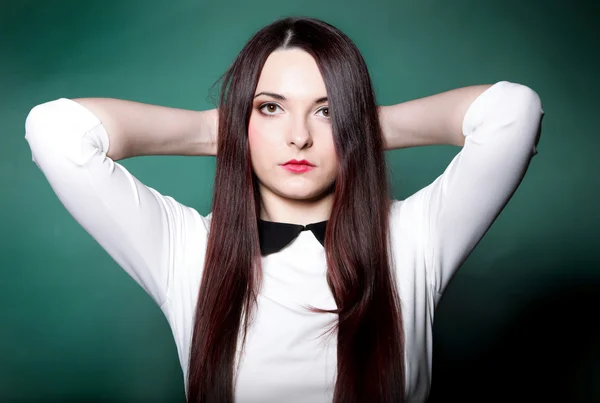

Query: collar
left=257, top=218, right=328, bottom=256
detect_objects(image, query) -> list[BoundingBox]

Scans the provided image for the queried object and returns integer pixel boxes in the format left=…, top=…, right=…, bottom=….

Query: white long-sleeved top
left=24, top=81, right=543, bottom=402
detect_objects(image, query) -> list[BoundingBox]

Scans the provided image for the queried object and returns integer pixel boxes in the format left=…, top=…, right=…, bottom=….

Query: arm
left=378, top=84, right=494, bottom=149
left=71, top=97, right=218, bottom=160
left=391, top=81, right=543, bottom=296
left=24, top=98, right=215, bottom=307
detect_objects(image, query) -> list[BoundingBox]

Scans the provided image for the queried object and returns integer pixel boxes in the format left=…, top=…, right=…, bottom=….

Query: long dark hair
left=187, top=16, right=405, bottom=403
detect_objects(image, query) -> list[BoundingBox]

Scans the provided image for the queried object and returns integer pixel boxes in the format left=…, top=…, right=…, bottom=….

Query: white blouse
left=24, top=80, right=543, bottom=402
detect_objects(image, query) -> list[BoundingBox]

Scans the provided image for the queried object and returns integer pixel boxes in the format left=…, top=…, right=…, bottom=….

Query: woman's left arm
left=379, top=84, right=494, bottom=149
left=381, top=81, right=544, bottom=296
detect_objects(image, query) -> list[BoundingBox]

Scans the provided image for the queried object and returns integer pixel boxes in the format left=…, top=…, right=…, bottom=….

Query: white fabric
left=24, top=80, right=543, bottom=402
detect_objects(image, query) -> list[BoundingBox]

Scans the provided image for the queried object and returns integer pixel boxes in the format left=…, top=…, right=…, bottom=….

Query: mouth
left=282, top=159, right=315, bottom=167
left=281, top=159, right=316, bottom=173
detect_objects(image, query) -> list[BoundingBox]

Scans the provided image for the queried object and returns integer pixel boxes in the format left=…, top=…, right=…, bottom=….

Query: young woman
left=24, top=16, right=543, bottom=403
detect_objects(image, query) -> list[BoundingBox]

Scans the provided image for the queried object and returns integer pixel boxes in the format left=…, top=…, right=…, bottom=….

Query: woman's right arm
left=24, top=98, right=216, bottom=308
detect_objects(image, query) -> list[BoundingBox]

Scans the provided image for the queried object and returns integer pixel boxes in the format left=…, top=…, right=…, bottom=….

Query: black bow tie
left=257, top=218, right=328, bottom=256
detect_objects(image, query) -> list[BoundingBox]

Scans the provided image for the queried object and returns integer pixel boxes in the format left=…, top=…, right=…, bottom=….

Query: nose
left=288, top=118, right=313, bottom=149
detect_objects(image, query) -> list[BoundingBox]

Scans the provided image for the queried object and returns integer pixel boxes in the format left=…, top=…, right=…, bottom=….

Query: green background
left=2, top=0, right=598, bottom=401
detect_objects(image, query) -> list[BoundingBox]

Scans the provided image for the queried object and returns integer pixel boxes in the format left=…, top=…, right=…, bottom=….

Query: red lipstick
left=281, top=159, right=315, bottom=173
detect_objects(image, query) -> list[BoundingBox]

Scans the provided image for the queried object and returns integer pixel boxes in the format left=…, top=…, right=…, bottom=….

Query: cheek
left=247, top=119, right=269, bottom=170
left=248, top=118, right=277, bottom=155
left=325, top=139, right=338, bottom=167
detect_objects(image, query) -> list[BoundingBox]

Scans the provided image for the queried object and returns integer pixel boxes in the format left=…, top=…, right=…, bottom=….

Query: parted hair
left=187, top=16, right=406, bottom=403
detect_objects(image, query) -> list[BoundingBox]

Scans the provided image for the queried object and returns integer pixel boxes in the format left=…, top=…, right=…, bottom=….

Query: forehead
left=255, top=48, right=327, bottom=99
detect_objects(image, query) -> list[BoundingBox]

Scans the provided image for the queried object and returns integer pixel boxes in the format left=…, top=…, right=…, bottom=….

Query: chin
left=275, top=186, right=334, bottom=202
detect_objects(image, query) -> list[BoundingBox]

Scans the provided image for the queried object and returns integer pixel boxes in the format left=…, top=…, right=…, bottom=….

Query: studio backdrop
left=1, top=0, right=598, bottom=401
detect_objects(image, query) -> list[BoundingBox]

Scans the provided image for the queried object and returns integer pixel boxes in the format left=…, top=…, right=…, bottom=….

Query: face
left=248, top=48, right=338, bottom=205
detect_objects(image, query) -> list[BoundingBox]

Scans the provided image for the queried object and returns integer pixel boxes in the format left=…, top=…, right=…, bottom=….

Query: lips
left=283, top=159, right=315, bottom=167
left=281, top=159, right=316, bottom=173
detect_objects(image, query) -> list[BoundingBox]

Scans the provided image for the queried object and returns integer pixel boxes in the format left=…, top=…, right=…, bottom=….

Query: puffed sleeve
left=24, top=98, right=193, bottom=308
left=423, top=81, right=544, bottom=296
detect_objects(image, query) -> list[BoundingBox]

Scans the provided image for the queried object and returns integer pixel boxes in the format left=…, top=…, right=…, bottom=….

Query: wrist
left=197, top=109, right=218, bottom=156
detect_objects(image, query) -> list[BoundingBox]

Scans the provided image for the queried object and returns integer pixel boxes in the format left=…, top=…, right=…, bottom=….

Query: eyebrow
left=254, top=91, right=328, bottom=105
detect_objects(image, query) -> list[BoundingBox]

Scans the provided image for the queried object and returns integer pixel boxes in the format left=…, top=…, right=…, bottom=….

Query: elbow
left=24, top=98, right=93, bottom=166
left=502, top=83, right=544, bottom=121
left=24, top=101, right=56, bottom=161
left=24, top=98, right=107, bottom=167
left=518, top=85, right=544, bottom=156
left=25, top=102, right=49, bottom=143
left=24, top=99, right=65, bottom=146
left=500, top=83, right=544, bottom=156
left=516, top=84, right=544, bottom=121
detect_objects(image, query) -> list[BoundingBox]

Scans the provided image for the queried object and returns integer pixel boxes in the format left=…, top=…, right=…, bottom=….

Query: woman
left=24, top=16, right=543, bottom=403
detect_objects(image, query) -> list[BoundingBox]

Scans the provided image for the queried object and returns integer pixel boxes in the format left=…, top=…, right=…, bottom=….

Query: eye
left=316, top=106, right=329, bottom=118
left=259, top=102, right=283, bottom=116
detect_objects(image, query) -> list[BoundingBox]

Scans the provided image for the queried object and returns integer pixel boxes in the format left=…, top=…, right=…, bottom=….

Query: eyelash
left=258, top=102, right=330, bottom=118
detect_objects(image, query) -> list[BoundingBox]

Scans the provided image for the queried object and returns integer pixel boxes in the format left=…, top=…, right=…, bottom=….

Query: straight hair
left=187, top=16, right=405, bottom=403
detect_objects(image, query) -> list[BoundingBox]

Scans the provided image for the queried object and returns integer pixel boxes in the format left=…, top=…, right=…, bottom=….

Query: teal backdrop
left=1, top=0, right=598, bottom=401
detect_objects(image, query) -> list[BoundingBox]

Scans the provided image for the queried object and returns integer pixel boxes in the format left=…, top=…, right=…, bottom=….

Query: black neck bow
left=257, top=218, right=328, bottom=256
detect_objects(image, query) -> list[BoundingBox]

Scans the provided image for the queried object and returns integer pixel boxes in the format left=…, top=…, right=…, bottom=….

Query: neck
left=258, top=185, right=334, bottom=225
